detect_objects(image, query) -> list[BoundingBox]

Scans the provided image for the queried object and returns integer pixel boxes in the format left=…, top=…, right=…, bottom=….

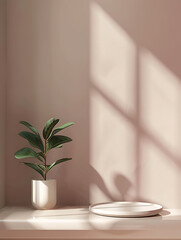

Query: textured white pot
left=31, top=179, right=57, bottom=210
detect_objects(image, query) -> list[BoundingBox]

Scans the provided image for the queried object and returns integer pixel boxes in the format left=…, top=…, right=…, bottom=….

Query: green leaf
left=47, top=135, right=72, bottom=150
left=14, top=147, right=42, bottom=161
left=21, top=162, right=44, bottom=178
left=52, top=122, right=74, bottom=136
left=38, top=152, right=45, bottom=160
left=37, top=164, right=45, bottom=171
left=20, top=121, right=39, bottom=135
left=56, top=144, right=63, bottom=148
left=19, top=131, right=44, bottom=152
left=47, top=158, right=72, bottom=172
left=43, top=118, right=59, bottom=139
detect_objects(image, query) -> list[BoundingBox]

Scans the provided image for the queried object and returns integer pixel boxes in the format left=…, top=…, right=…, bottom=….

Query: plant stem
left=44, top=139, right=47, bottom=180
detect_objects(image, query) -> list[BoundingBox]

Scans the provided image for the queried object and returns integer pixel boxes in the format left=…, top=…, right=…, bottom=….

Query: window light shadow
left=89, top=1, right=181, bottom=208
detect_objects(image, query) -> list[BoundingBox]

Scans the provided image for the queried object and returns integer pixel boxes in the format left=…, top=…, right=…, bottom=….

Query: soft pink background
left=6, top=0, right=90, bottom=206
left=0, top=0, right=6, bottom=208
left=2, top=0, right=181, bottom=207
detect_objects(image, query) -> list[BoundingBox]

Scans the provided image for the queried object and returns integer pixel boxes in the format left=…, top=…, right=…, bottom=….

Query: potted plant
left=14, top=118, right=74, bottom=210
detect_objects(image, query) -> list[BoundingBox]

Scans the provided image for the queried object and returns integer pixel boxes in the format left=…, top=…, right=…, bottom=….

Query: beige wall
left=5, top=0, right=181, bottom=208
left=0, top=0, right=6, bottom=208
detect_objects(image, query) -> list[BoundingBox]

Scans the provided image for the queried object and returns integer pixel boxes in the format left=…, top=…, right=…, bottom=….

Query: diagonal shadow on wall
left=89, top=0, right=181, bottom=207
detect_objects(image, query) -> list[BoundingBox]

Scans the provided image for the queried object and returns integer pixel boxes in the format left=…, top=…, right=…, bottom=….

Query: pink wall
left=6, top=0, right=90, bottom=206
left=0, top=0, right=6, bottom=208
left=89, top=0, right=181, bottom=208
left=4, top=0, right=181, bottom=208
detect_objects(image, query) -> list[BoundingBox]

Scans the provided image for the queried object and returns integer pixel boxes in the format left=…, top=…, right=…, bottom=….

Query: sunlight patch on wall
left=90, top=2, right=136, bottom=115
left=140, top=138, right=179, bottom=207
left=90, top=89, right=136, bottom=203
left=140, top=50, right=181, bottom=154
left=89, top=2, right=137, bottom=203
left=140, top=50, right=181, bottom=207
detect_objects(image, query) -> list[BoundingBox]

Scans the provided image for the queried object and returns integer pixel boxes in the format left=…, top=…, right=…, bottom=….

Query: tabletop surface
left=0, top=206, right=181, bottom=239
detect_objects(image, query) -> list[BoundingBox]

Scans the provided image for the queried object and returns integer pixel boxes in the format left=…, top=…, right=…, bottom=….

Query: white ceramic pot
left=31, top=179, right=57, bottom=210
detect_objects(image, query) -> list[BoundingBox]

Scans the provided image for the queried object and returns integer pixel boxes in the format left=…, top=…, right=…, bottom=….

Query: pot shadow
left=90, top=165, right=132, bottom=202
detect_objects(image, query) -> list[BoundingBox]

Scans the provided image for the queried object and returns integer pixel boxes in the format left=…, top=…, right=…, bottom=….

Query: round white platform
left=89, top=201, right=163, bottom=218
